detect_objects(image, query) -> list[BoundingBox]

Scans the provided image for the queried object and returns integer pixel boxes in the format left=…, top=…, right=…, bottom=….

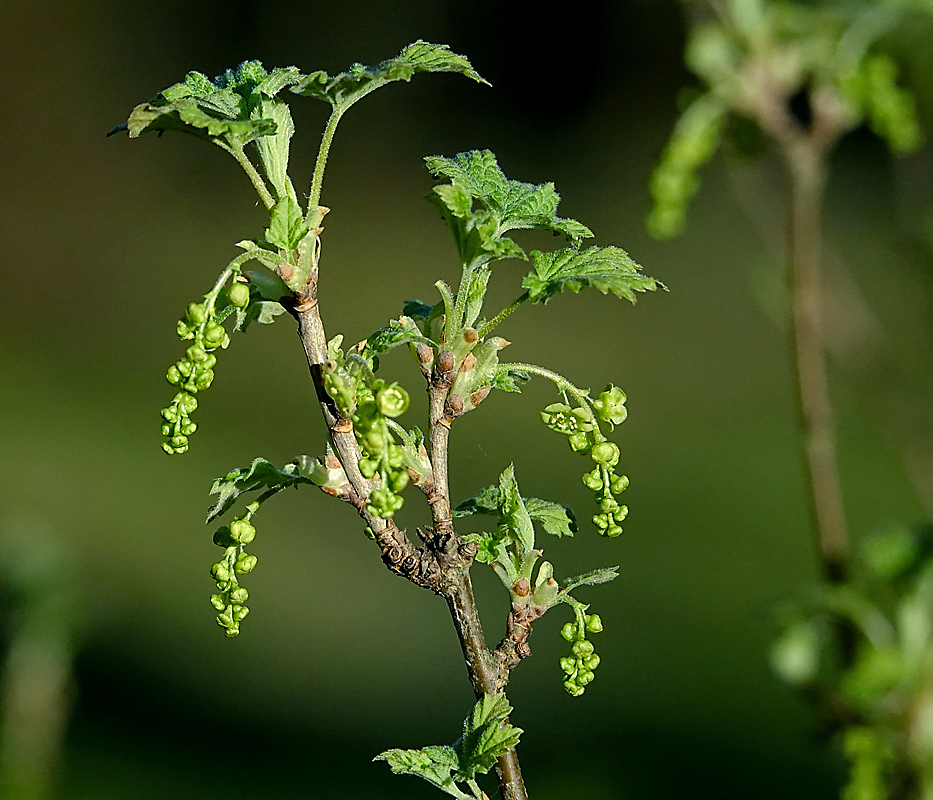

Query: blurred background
left=1, top=1, right=932, bottom=797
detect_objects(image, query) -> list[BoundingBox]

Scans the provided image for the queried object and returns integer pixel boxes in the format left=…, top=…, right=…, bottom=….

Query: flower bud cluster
left=209, top=517, right=256, bottom=637
left=559, top=612, right=603, bottom=696
left=541, top=395, right=629, bottom=537
left=323, top=338, right=412, bottom=519
left=161, top=293, right=236, bottom=454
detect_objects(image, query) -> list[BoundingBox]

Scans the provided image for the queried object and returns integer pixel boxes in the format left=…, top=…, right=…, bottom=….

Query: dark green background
left=2, top=1, right=932, bottom=797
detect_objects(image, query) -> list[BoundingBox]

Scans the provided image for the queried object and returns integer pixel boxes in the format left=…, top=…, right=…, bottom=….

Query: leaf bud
left=437, top=350, right=455, bottom=374
left=512, top=578, right=531, bottom=597
left=235, top=553, right=258, bottom=574
left=230, top=519, right=256, bottom=545
left=228, top=282, right=250, bottom=308
left=415, top=343, right=434, bottom=365
left=462, top=327, right=479, bottom=344
left=446, top=394, right=464, bottom=416
left=460, top=353, right=477, bottom=373
left=470, top=386, right=491, bottom=407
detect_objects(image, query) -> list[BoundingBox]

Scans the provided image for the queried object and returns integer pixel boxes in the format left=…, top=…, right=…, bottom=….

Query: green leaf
left=522, top=246, right=659, bottom=304
left=425, top=150, right=593, bottom=245
left=265, top=196, right=311, bottom=250
left=402, top=299, right=436, bottom=321
left=461, top=265, right=491, bottom=328
left=292, top=40, right=487, bottom=108
left=562, top=566, right=619, bottom=593
left=524, top=498, right=576, bottom=537
left=489, top=364, right=531, bottom=393
left=363, top=316, right=435, bottom=357
left=498, top=466, right=534, bottom=554
left=453, top=485, right=502, bottom=517
left=373, top=746, right=463, bottom=797
left=207, top=457, right=311, bottom=523
left=455, top=694, right=523, bottom=780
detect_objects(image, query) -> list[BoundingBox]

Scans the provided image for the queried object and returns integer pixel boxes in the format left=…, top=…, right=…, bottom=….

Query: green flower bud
left=569, top=431, right=592, bottom=452
left=389, top=470, right=409, bottom=493
left=203, top=322, right=225, bottom=348
left=171, top=434, right=189, bottom=448
left=591, top=441, right=620, bottom=467
left=605, top=524, right=624, bottom=538
left=166, top=365, right=182, bottom=385
left=611, top=474, right=630, bottom=494
left=161, top=406, right=178, bottom=423
left=161, top=443, right=175, bottom=455
left=585, top=654, right=601, bottom=670
left=177, top=393, right=198, bottom=414
left=376, top=383, right=410, bottom=418
left=177, top=320, right=195, bottom=339
left=186, top=302, right=208, bottom=325
left=582, top=468, right=603, bottom=491
left=560, top=656, right=576, bottom=674
left=217, top=608, right=234, bottom=627
left=195, top=369, right=214, bottom=390
left=585, top=614, right=603, bottom=633
left=187, top=345, right=208, bottom=363
left=235, top=553, right=258, bottom=575
left=161, top=423, right=172, bottom=436
left=386, top=444, right=404, bottom=469
left=212, top=526, right=235, bottom=547
left=577, top=668, right=595, bottom=685
left=210, top=594, right=226, bottom=611
left=174, top=444, right=189, bottom=454
left=572, top=640, right=595, bottom=658
left=223, top=626, right=240, bottom=638
left=176, top=360, right=193, bottom=377
left=563, top=680, right=585, bottom=697
left=594, top=384, right=627, bottom=425
left=229, top=587, right=248, bottom=604
left=211, top=562, right=232, bottom=582
left=358, top=458, right=378, bottom=479
left=561, top=622, right=577, bottom=642
left=228, top=282, right=250, bottom=308
left=230, top=519, right=256, bottom=545
left=232, top=605, right=249, bottom=622
left=181, top=421, right=197, bottom=435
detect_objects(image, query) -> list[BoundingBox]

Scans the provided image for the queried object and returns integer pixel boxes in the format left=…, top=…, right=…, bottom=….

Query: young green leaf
left=522, top=246, right=660, bottom=304
left=524, top=498, right=577, bottom=538
left=489, top=364, right=531, bottom=393
left=455, top=693, right=523, bottom=780
left=498, top=466, right=535, bottom=555
left=292, top=40, right=487, bottom=109
left=374, top=745, right=463, bottom=797
left=265, top=196, right=311, bottom=250
left=562, top=566, right=620, bottom=593
left=207, top=457, right=311, bottom=523
left=426, top=150, right=591, bottom=241
left=363, top=316, right=436, bottom=357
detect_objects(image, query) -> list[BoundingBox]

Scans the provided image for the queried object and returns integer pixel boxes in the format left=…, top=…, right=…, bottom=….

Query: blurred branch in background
left=648, top=0, right=933, bottom=796
left=0, top=516, right=80, bottom=800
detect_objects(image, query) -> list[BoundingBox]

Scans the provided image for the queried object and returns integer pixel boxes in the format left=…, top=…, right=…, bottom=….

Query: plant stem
left=232, top=146, right=276, bottom=210
left=477, top=292, right=529, bottom=339
left=783, top=139, right=849, bottom=585
left=428, top=383, right=529, bottom=800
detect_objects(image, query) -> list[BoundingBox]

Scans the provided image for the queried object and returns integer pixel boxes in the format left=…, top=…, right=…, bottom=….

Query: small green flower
left=593, top=384, right=627, bottom=426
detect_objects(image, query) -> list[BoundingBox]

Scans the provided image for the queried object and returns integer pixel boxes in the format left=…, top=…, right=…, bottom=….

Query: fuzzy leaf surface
left=562, top=566, right=620, bottom=593
left=374, top=745, right=461, bottom=795
left=523, top=246, right=659, bottom=304
left=455, top=694, right=523, bottom=780
left=292, top=40, right=487, bottom=108
left=207, top=457, right=310, bottom=523
left=363, top=316, right=435, bottom=357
